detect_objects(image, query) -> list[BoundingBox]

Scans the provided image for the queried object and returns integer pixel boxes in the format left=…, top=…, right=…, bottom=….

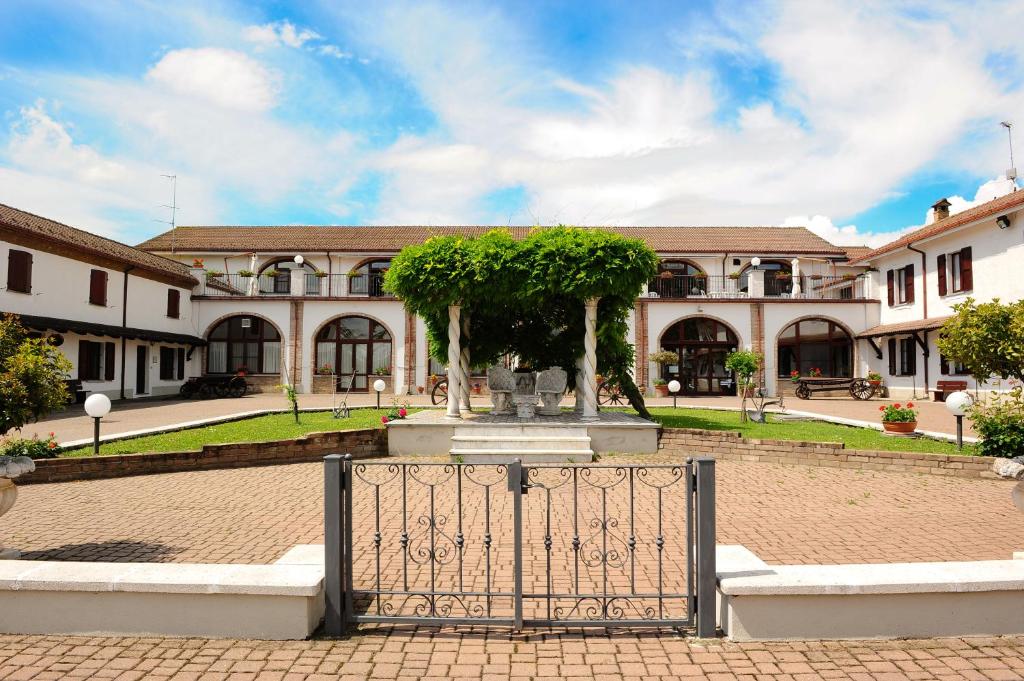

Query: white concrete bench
left=717, top=545, right=1024, bottom=640
left=0, top=545, right=324, bottom=639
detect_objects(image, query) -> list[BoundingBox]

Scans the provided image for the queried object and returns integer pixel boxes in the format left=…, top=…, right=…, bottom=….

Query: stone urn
left=0, top=455, right=35, bottom=559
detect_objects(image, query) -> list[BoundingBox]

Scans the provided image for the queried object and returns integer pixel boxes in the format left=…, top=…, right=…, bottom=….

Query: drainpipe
left=119, top=266, right=135, bottom=400
left=721, top=253, right=729, bottom=277
left=907, top=243, right=929, bottom=396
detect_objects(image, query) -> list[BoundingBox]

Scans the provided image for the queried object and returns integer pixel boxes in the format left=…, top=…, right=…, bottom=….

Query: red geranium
left=381, top=416, right=389, bottom=424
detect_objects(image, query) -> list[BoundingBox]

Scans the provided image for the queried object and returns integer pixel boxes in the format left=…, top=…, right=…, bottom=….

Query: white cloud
left=243, top=20, right=321, bottom=48
left=146, top=47, right=279, bottom=112
left=926, top=176, right=1019, bottom=224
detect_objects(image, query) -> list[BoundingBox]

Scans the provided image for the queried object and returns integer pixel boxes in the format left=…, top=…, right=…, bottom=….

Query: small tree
left=936, top=298, right=1024, bottom=382
left=725, top=350, right=763, bottom=423
left=0, top=314, right=72, bottom=436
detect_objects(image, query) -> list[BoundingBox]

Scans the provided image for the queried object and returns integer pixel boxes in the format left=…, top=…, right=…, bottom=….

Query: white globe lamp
left=945, top=390, right=973, bottom=450
left=293, top=254, right=304, bottom=266
left=373, top=378, right=386, bottom=409
left=750, top=256, right=761, bottom=268
left=667, top=379, right=682, bottom=408
left=84, top=394, right=112, bottom=454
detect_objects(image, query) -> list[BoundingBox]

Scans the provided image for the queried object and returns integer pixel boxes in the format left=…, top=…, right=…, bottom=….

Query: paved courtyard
left=2, top=630, right=1024, bottom=680
left=4, top=457, right=1021, bottom=566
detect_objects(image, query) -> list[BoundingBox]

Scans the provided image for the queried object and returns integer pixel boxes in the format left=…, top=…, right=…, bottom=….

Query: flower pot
left=883, top=421, right=917, bottom=434
left=869, top=380, right=882, bottom=387
left=655, top=384, right=669, bottom=397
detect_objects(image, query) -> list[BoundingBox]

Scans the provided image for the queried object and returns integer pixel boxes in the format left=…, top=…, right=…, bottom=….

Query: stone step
left=452, top=426, right=589, bottom=438
left=450, top=435, right=592, bottom=450
left=449, top=448, right=596, bottom=463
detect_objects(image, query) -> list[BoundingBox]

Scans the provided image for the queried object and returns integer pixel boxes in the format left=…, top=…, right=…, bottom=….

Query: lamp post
left=373, top=379, right=386, bottom=410
left=944, top=390, right=973, bottom=450
left=84, top=394, right=112, bottom=454
left=293, top=254, right=304, bottom=266
left=750, top=256, right=761, bottom=269
left=668, top=380, right=681, bottom=409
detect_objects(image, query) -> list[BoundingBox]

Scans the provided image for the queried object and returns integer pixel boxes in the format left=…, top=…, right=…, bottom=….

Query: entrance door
left=337, top=343, right=368, bottom=392
left=659, top=317, right=740, bottom=396
left=136, top=346, right=147, bottom=395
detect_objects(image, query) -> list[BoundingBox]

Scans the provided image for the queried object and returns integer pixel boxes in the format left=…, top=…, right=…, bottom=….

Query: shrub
left=969, top=388, right=1024, bottom=458
left=649, top=350, right=680, bottom=367
left=725, top=350, right=762, bottom=387
left=1, top=314, right=72, bottom=435
left=1, top=432, right=59, bottom=459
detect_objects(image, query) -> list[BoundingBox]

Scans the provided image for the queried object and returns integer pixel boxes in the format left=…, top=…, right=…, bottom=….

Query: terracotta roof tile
left=840, top=245, right=873, bottom=261
left=857, top=316, right=951, bottom=338
left=0, top=203, right=196, bottom=286
left=136, top=225, right=847, bottom=256
left=850, top=189, right=1024, bottom=264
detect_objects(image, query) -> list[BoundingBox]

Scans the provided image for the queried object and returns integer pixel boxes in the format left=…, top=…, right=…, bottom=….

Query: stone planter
left=0, top=456, right=35, bottom=559
left=882, top=420, right=917, bottom=434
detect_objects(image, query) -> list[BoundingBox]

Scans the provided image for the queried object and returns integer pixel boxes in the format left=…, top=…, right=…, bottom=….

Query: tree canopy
left=383, top=227, right=659, bottom=416
left=936, top=297, right=1024, bottom=382
left=1, top=314, right=72, bottom=436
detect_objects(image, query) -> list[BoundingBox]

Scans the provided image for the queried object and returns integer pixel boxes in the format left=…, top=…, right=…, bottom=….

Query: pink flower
left=398, top=408, right=407, bottom=418
left=381, top=416, right=389, bottom=424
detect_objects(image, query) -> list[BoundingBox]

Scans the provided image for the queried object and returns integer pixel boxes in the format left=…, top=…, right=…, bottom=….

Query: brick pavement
left=2, top=630, right=1024, bottom=680
left=4, top=457, right=1021, bottom=567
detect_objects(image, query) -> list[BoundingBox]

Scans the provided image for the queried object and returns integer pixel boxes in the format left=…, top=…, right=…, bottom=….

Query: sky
left=0, top=0, right=1022, bottom=248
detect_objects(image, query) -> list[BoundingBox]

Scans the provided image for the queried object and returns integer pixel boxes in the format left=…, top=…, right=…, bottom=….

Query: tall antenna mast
left=1000, top=121, right=1016, bottom=184
left=153, top=174, right=179, bottom=252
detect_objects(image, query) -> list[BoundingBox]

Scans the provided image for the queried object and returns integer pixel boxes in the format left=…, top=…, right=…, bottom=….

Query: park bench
left=933, top=379, right=968, bottom=402
left=65, top=379, right=87, bottom=404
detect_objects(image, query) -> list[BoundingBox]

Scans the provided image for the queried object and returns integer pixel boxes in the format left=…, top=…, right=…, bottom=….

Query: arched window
left=316, top=316, right=392, bottom=391
left=258, top=258, right=318, bottom=295
left=350, top=259, right=391, bottom=297
left=207, top=316, right=281, bottom=374
left=777, top=318, right=852, bottom=378
left=659, top=317, right=739, bottom=395
left=739, top=259, right=792, bottom=295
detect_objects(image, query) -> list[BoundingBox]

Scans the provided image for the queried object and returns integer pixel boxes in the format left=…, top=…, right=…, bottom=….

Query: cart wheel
left=597, top=380, right=626, bottom=406
left=431, top=379, right=448, bottom=406
left=179, top=383, right=196, bottom=398
left=228, top=376, right=248, bottom=398
left=214, top=381, right=231, bottom=398
left=849, top=378, right=874, bottom=400
left=795, top=383, right=811, bottom=400
left=198, top=383, right=215, bottom=400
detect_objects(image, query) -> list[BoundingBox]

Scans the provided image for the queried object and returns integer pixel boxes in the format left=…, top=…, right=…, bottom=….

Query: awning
left=856, top=316, right=951, bottom=339
left=3, top=312, right=206, bottom=346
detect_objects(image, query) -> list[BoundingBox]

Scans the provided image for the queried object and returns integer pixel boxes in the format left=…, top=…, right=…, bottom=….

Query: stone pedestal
left=0, top=476, right=22, bottom=559
left=512, top=394, right=540, bottom=419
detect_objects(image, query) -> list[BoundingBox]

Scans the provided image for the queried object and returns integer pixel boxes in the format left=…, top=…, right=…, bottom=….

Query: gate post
left=324, top=453, right=350, bottom=635
left=694, top=458, right=717, bottom=638
left=508, top=458, right=524, bottom=630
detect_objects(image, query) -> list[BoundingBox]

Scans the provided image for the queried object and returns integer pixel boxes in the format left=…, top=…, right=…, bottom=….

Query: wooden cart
left=793, top=377, right=875, bottom=400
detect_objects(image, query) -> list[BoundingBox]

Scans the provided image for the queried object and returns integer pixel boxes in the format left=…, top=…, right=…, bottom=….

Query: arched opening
left=350, top=259, right=391, bottom=297
left=258, top=258, right=318, bottom=295
left=658, top=317, right=739, bottom=395
left=650, top=259, right=707, bottom=298
left=740, top=259, right=792, bottom=295
left=315, top=315, right=392, bottom=391
left=777, top=318, right=853, bottom=378
left=206, top=315, right=281, bottom=375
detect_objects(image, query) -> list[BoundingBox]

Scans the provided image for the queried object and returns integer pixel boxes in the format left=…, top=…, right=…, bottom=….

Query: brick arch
left=310, top=313, right=396, bottom=346
left=200, top=312, right=286, bottom=382
left=654, top=314, right=744, bottom=396
left=310, top=313, right=397, bottom=392
left=655, top=313, right=744, bottom=348
left=772, top=314, right=857, bottom=381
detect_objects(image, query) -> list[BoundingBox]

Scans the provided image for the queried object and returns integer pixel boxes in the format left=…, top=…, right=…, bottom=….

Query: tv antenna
left=1000, top=121, right=1016, bottom=183
left=153, top=174, right=179, bottom=252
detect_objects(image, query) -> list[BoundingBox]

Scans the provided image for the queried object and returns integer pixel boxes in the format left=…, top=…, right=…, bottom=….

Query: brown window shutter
left=104, top=342, right=116, bottom=381
left=886, top=269, right=894, bottom=306
left=90, top=270, right=108, bottom=306
left=167, top=289, right=180, bottom=318
left=78, top=341, right=89, bottom=380
left=904, top=264, right=914, bottom=304
left=176, top=348, right=185, bottom=380
left=887, top=338, right=897, bottom=376
left=960, top=247, right=972, bottom=290
left=937, top=254, right=947, bottom=296
left=7, top=250, right=32, bottom=293
left=907, top=341, right=916, bottom=375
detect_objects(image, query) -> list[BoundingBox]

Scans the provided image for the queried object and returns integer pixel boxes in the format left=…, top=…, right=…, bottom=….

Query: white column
left=791, top=258, right=802, bottom=298
left=582, top=297, right=600, bottom=420
left=574, top=355, right=585, bottom=413
left=289, top=268, right=306, bottom=297
left=460, top=313, right=472, bottom=411
left=446, top=304, right=462, bottom=418
left=749, top=268, right=765, bottom=298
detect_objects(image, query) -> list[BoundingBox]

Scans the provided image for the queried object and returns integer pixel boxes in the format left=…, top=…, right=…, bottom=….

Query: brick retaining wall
left=19, top=429, right=387, bottom=485
left=658, top=427, right=997, bottom=479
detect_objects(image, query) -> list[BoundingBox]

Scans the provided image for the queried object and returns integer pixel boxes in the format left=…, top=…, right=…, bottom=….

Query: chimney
left=932, top=198, right=951, bottom=221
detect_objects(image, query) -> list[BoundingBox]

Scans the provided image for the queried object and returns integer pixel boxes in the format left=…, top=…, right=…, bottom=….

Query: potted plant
left=867, top=371, right=883, bottom=387
left=313, top=269, right=328, bottom=278
left=653, top=378, right=669, bottom=397
left=789, top=370, right=801, bottom=384
left=192, top=258, right=205, bottom=269
left=417, top=385, right=425, bottom=394
left=264, top=269, right=280, bottom=278
left=880, top=402, right=918, bottom=434
left=774, top=271, right=792, bottom=280
left=374, top=367, right=389, bottom=376
left=236, top=365, right=249, bottom=377
left=205, top=269, right=224, bottom=280
left=808, top=367, right=822, bottom=378
left=316, top=365, right=334, bottom=376
left=728, top=271, right=741, bottom=280
left=238, top=269, right=254, bottom=278
left=472, top=382, right=482, bottom=395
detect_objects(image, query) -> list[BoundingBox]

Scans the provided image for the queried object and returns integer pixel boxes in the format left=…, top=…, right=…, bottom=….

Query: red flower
left=381, top=416, right=389, bottom=424
left=893, top=403, right=901, bottom=409
left=906, top=402, right=914, bottom=408
left=398, top=408, right=407, bottom=418
left=49, top=432, right=55, bottom=437
left=879, top=406, right=885, bottom=411
left=48, top=442, right=57, bottom=449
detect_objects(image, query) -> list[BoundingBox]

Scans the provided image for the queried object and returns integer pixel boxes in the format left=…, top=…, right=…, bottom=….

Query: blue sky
left=0, top=1, right=1022, bottom=246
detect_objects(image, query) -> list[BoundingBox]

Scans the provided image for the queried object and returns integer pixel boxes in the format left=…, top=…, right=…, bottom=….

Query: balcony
left=645, top=273, right=871, bottom=300
left=196, top=271, right=393, bottom=298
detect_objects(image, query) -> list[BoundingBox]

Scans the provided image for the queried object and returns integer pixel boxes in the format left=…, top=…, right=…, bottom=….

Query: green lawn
left=60, top=408, right=415, bottom=457
left=644, top=407, right=975, bottom=456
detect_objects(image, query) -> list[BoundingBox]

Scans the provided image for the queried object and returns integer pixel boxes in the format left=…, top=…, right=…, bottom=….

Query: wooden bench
left=64, top=379, right=88, bottom=404
left=933, top=380, right=967, bottom=402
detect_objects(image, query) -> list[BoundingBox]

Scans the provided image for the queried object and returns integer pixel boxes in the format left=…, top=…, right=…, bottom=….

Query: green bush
left=1, top=433, right=59, bottom=459
left=724, top=350, right=762, bottom=388
left=969, top=388, right=1024, bottom=458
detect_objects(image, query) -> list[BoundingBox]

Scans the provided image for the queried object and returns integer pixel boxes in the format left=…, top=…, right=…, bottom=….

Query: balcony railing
left=347, top=272, right=388, bottom=297
left=197, top=271, right=393, bottom=298
left=646, top=273, right=869, bottom=300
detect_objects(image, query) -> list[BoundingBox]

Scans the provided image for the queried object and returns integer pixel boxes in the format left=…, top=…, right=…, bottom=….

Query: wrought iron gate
left=324, top=455, right=716, bottom=636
